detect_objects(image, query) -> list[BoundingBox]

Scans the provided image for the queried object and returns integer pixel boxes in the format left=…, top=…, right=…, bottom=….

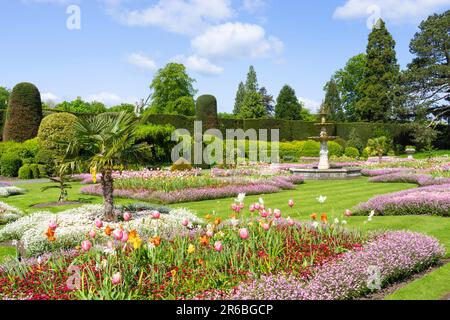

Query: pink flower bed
left=215, top=231, right=444, bottom=300
left=361, top=168, right=413, bottom=177
left=369, top=173, right=450, bottom=186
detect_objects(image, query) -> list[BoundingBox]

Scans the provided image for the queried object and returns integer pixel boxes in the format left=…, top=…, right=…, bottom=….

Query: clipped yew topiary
left=196, top=95, right=219, bottom=131
left=37, top=112, right=78, bottom=156
left=0, top=152, right=22, bottom=177
left=3, top=83, right=43, bottom=142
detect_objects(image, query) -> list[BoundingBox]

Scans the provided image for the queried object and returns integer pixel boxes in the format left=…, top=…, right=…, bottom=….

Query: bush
left=300, top=140, right=320, bottom=157
left=334, top=137, right=347, bottom=149
left=196, top=95, right=219, bottom=131
left=166, top=96, right=195, bottom=116
left=0, top=153, right=22, bottom=177
left=135, top=124, right=176, bottom=164
left=328, top=141, right=344, bottom=157
left=346, top=128, right=364, bottom=151
left=30, top=164, right=40, bottom=179
left=344, top=147, right=360, bottom=159
left=38, top=113, right=78, bottom=156
left=3, top=82, right=43, bottom=142
left=38, top=165, right=48, bottom=178
left=18, top=164, right=33, bottom=180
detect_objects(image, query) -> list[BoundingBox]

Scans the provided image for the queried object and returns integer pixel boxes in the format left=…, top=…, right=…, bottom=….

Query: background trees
left=0, top=87, right=10, bottom=110
left=323, top=79, right=344, bottom=122
left=55, top=97, right=107, bottom=114
left=275, top=85, right=303, bottom=120
left=233, top=66, right=267, bottom=119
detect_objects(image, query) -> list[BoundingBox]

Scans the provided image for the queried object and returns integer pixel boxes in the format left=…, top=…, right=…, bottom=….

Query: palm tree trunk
left=101, top=170, right=116, bottom=221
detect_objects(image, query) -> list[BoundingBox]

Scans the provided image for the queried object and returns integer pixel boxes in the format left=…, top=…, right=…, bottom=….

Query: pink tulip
left=249, top=204, right=255, bottom=212
left=48, top=221, right=58, bottom=231
left=287, top=217, right=295, bottom=226
left=206, top=230, right=214, bottom=238
left=123, top=212, right=132, bottom=222
left=95, top=219, right=103, bottom=229
left=81, top=240, right=92, bottom=252
left=111, top=272, right=122, bottom=285
left=345, top=209, right=353, bottom=217
left=151, top=211, right=161, bottom=219
left=214, top=241, right=223, bottom=252
left=274, top=209, right=282, bottom=219
left=121, top=231, right=129, bottom=243
left=288, top=200, right=294, bottom=208
left=89, top=230, right=96, bottom=239
left=262, top=223, right=270, bottom=231
left=260, top=210, right=269, bottom=218
left=231, top=203, right=238, bottom=211
left=239, top=203, right=245, bottom=210
left=254, top=203, right=261, bottom=211
left=113, top=229, right=123, bottom=241
left=260, top=204, right=265, bottom=210
left=239, top=228, right=249, bottom=240
left=182, top=219, right=189, bottom=227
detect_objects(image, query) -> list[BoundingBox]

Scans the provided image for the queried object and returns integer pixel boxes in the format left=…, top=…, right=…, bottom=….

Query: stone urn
left=405, top=147, right=416, bottom=160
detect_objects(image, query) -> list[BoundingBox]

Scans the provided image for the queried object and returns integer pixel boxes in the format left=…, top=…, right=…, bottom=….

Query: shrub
left=37, top=112, right=78, bottom=156
left=345, top=147, right=360, bottom=158
left=30, top=164, right=40, bottom=179
left=334, top=137, right=347, bottom=149
left=0, top=152, right=22, bottom=177
left=328, top=141, right=344, bottom=157
left=346, top=128, right=364, bottom=151
left=18, top=164, right=33, bottom=180
left=166, top=96, right=195, bottom=116
left=196, top=95, right=219, bottom=130
left=38, top=164, right=48, bottom=178
left=3, top=82, right=43, bottom=142
left=135, top=124, right=176, bottom=164
left=299, top=140, right=320, bottom=157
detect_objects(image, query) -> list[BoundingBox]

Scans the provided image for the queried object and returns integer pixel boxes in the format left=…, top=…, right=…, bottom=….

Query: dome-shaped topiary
left=37, top=112, right=78, bottom=157
left=3, top=82, right=43, bottom=142
left=196, top=95, right=219, bottom=130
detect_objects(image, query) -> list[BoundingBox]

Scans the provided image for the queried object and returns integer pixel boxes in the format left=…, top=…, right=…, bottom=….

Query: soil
left=358, top=259, right=450, bottom=300
left=31, top=201, right=82, bottom=208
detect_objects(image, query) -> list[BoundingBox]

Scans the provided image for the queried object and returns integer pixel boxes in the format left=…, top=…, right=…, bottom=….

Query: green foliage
left=407, top=123, right=439, bottom=151
left=333, top=54, right=367, bottom=121
left=196, top=95, right=219, bottom=130
left=109, top=104, right=135, bottom=113
left=239, top=91, right=267, bottom=119
left=38, top=164, right=47, bottom=178
left=344, top=147, right=360, bottom=158
left=150, top=63, right=197, bottom=114
left=18, top=164, right=33, bottom=180
left=259, top=87, right=275, bottom=116
left=299, top=108, right=316, bottom=122
left=30, top=164, right=40, bottom=179
left=300, top=140, right=320, bottom=157
left=3, top=82, right=43, bottom=142
left=334, top=137, right=347, bottom=149
left=38, top=113, right=78, bottom=158
left=0, top=152, right=22, bottom=177
left=403, top=10, right=450, bottom=121
left=166, top=96, right=195, bottom=116
left=367, top=136, right=391, bottom=160
left=135, top=124, right=176, bottom=163
left=275, top=85, right=302, bottom=120
left=0, top=87, right=10, bottom=110
left=346, top=128, right=364, bottom=151
left=328, top=141, right=344, bottom=157
left=323, top=79, right=344, bottom=121
left=55, top=97, right=107, bottom=114
left=233, top=82, right=246, bottom=115
left=356, top=20, right=400, bottom=122
left=245, top=66, right=259, bottom=93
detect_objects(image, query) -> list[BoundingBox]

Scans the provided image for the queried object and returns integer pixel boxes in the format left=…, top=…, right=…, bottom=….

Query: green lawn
left=399, top=149, right=450, bottom=159
left=1, top=177, right=449, bottom=299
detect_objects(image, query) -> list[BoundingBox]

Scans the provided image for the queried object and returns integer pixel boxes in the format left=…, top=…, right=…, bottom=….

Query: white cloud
left=41, top=92, right=60, bottom=102
left=127, top=52, right=157, bottom=71
left=242, top=0, right=267, bottom=14
left=191, top=22, right=283, bottom=59
left=85, top=92, right=137, bottom=106
left=299, top=97, right=321, bottom=112
left=116, top=0, right=234, bottom=35
left=21, top=0, right=77, bottom=4
left=172, top=55, right=223, bottom=75
left=333, top=0, right=450, bottom=23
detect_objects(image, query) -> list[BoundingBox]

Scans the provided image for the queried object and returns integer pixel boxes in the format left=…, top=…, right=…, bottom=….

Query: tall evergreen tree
left=245, top=66, right=259, bottom=93
left=240, top=91, right=267, bottom=119
left=0, top=87, right=10, bottom=109
left=403, top=10, right=449, bottom=121
left=233, top=82, right=246, bottom=115
left=356, top=20, right=400, bottom=122
left=275, top=85, right=302, bottom=120
left=323, top=79, right=344, bottom=121
left=259, top=87, right=275, bottom=116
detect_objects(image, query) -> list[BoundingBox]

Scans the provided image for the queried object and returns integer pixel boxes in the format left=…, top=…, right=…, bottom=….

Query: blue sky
left=1, top=0, right=449, bottom=112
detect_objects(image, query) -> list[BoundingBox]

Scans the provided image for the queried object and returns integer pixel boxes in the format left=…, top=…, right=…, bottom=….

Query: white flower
left=368, top=210, right=376, bottom=222
left=334, top=218, right=340, bottom=225
left=259, top=198, right=264, bottom=205
left=230, top=218, right=240, bottom=227
left=147, top=243, right=156, bottom=250
left=37, top=257, right=42, bottom=264
left=235, top=193, right=246, bottom=204
left=316, top=196, right=327, bottom=204
left=11, top=240, right=18, bottom=246
left=312, top=222, right=319, bottom=229
left=342, top=220, right=348, bottom=225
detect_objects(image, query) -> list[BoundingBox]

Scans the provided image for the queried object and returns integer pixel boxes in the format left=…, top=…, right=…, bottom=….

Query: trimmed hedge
left=18, top=164, right=33, bottom=180
left=0, top=152, right=22, bottom=177
left=37, top=112, right=78, bottom=156
left=345, top=147, right=360, bottom=158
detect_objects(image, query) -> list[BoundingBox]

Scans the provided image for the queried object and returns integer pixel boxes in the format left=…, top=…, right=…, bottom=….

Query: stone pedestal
left=318, top=140, right=330, bottom=170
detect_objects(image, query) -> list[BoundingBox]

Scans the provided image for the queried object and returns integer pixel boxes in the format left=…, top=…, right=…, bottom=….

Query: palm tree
left=62, top=112, right=150, bottom=221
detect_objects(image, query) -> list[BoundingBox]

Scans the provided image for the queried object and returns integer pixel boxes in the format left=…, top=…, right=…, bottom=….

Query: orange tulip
left=105, top=225, right=114, bottom=236
left=150, top=236, right=162, bottom=247
left=214, top=218, right=222, bottom=226
left=199, top=235, right=210, bottom=246
left=310, top=213, right=317, bottom=220
left=321, top=213, right=328, bottom=223
left=45, top=228, right=56, bottom=242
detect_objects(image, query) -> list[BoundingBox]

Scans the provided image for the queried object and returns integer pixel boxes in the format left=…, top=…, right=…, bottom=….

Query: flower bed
left=355, top=184, right=450, bottom=216
left=361, top=168, right=413, bottom=177
left=212, top=231, right=444, bottom=300
left=0, top=202, right=23, bottom=225
left=80, top=175, right=304, bottom=204
left=0, top=186, right=26, bottom=198
left=369, top=173, right=450, bottom=186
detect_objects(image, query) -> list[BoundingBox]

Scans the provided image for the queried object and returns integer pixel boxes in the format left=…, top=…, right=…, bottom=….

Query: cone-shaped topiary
left=196, top=95, right=219, bottom=130
left=3, top=82, right=43, bottom=142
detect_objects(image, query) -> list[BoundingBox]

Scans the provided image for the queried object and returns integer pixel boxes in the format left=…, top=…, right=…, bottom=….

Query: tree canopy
left=275, top=85, right=303, bottom=120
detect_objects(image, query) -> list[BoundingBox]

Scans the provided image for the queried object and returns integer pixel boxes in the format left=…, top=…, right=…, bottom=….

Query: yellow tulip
left=187, top=244, right=195, bottom=254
